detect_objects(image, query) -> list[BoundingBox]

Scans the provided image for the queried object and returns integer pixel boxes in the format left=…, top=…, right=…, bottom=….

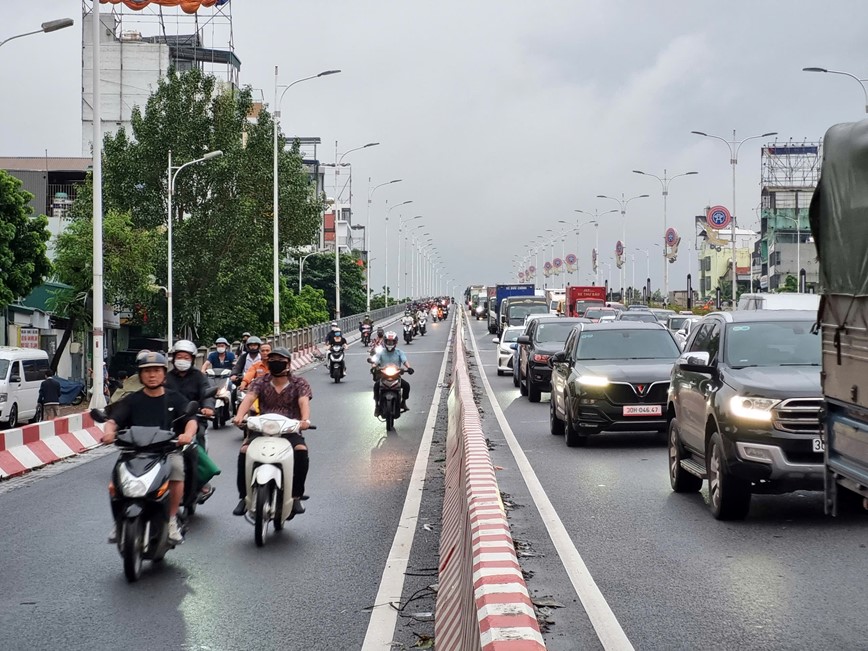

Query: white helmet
left=172, top=339, right=197, bottom=357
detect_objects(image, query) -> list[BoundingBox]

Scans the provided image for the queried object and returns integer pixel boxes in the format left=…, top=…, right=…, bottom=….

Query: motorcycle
left=243, top=414, right=316, bottom=547
left=360, top=323, right=372, bottom=346
left=328, top=343, right=346, bottom=383
left=403, top=323, right=414, bottom=345
left=93, top=402, right=200, bottom=583
left=419, top=315, right=427, bottom=336
left=204, top=368, right=233, bottom=429
left=374, top=365, right=414, bottom=432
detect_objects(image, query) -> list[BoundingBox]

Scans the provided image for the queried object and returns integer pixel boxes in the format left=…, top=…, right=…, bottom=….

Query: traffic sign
left=665, top=227, right=679, bottom=245
left=565, top=253, right=577, bottom=265
left=706, top=205, right=731, bottom=230
left=615, top=241, right=624, bottom=256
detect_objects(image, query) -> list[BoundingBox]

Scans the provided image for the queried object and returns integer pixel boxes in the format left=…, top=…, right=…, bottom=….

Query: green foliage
left=0, top=170, right=51, bottom=306
left=70, top=67, right=324, bottom=342
left=282, top=285, right=329, bottom=329
left=293, top=252, right=369, bottom=317
left=776, top=275, right=798, bottom=293
left=369, top=289, right=399, bottom=310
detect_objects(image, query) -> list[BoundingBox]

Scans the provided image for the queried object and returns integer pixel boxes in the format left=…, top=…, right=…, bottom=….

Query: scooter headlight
left=382, top=366, right=400, bottom=378
left=262, top=418, right=283, bottom=436
left=118, top=465, right=149, bottom=498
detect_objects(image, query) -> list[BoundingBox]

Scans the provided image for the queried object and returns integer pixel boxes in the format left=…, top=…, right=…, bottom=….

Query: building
left=759, top=142, right=821, bottom=291
left=695, top=221, right=757, bottom=297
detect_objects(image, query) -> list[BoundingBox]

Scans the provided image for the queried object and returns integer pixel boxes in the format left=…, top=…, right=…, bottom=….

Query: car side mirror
left=509, top=343, right=517, bottom=350
left=678, top=352, right=715, bottom=374
left=492, top=338, right=500, bottom=344
left=516, top=335, right=531, bottom=345
left=9, top=375, right=20, bottom=383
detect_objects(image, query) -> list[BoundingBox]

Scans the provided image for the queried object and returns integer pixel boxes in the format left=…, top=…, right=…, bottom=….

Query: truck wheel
left=669, top=418, right=702, bottom=493
left=707, top=432, right=751, bottom=520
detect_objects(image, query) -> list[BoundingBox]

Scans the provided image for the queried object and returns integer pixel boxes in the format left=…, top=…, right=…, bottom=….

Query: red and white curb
left=436, top=314, right=546, bottom=650
left=0, top=412, right=105, bottom=480
left=291, top=345, right=319, bottom=371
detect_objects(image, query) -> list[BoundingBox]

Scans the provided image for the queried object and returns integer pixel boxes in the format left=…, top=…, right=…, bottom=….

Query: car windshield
left=619, top=313, right=658, bottom=323
left=575, top=329, right=680, bottom=360
left=509, top=305, right=548, bottom=323
left=725, top=321, right=820, bottom=367
left=501, top=329, right=521, bottom=343
left=585, top=308, right=614, bottom=319
left=668, top=316, right=690, bottom=331
left=535, top=322, right=576, bottom=343
left=575, top=300, right=604, bottom=314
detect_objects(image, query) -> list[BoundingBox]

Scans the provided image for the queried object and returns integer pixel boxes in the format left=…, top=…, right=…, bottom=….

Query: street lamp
left=576, top=209, right=617, bottom=285
left=366, top=178, right=402, bottom=310
left=385, top=200, right=412, bottom=305
left=397, top=215, right=423, bottom=300
left=596, top=194, right=649, bottom=298
left=0, top=18, right=74, bottom=48
left=633, top=169, right=698, bottom=299
left=167, top=149, right=223, bottom=348
left=335, top=142, right=379, bottom=202
left=272, top=67, right=340, bottom=335
left=691, top=129, right=777, bottom=303
left=803, top=67, right=868, bottom=113
left=634, top=247, right=650, bottom=299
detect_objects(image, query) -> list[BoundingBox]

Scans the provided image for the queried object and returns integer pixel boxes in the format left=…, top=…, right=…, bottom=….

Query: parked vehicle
left=0, top=347, right=50, bottom=428
left=737, top=293, right=820, bottom=311
left=489, top=284, right=535, bottom=334
left=518, top=317, right=588, bottom=402
left=812, top=120, right=868, bottom=514
left=667, top=310, right=822, bottom=520
left=493, top=326, right=523, bottom=376
left=565, top=286, right=607, bottom=317
left=499, top=295, right=549, bottom=336
left=550, top=322, right=680, bottom=446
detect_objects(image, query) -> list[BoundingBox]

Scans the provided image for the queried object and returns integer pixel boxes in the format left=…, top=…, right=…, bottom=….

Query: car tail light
left=533, top=354, right=550, bottom=363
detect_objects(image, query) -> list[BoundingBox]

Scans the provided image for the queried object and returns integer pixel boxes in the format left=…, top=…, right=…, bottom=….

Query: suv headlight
left=729, top=396, right=780, bottom=422
left=0, top=393, right=6, bottom=403
left=577, top=375, right=609, bottom=387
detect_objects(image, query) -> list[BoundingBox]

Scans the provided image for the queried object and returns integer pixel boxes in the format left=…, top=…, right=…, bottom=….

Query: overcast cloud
left=2, top=1, right=866, bottom=295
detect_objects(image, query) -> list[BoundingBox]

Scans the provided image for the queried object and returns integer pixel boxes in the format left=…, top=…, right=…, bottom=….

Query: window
left=725, top=321, right=820, bottom=368
left=688, top=323, right=712, bottom=353
left=22, top=358, right=49, bottom=382
left=535, top=321, right=578, bottom=343
left=574, top=329, right=680, bottom=360
left=0, top=359, right=9, bottom=381
left=705, top=322, right=722, bottom=363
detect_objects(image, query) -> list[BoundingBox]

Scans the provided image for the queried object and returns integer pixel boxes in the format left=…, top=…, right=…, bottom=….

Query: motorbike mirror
left=182, top=401, right=200, bottom=418
left=90, top=408, right=108, bottom=423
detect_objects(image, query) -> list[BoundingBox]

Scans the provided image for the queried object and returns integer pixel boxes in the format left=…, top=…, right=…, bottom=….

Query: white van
left=0, top=347, right=51, bottom=428
left=737, top=293, right=820, bottom=311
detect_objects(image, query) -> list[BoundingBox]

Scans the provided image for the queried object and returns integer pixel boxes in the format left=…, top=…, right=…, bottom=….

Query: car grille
left=604, top=381, right=669, bottom=405
left=772, top=398, right=822, bottom=434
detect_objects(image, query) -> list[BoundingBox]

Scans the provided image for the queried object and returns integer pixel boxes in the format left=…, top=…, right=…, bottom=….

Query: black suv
left=517, top=317, right=587, bottom=402
left=667, top=310, right=823, bottom=520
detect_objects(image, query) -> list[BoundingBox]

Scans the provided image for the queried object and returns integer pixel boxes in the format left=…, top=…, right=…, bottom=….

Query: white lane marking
left=361, top=319, right=454, bottom=650
left=466, top=318, right=635, bottom=651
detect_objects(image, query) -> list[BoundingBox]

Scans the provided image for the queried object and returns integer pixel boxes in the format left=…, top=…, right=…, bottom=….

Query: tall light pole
left=575, top=209, right=617, bottom=285
left=632, top=169, right=698, bottom=300
left=803, top=67, right=868, bottom=113
left=385, top=200, right=412, bottom=306
left=634, top=247, right=650, bottom=299
left=167, top=149, right=223, bottom=348
left=397, top=215, right=423, bottom=300
left=89, top=6, right=103, bottom=409
left=272, top=67, right=340, bottom=335
left=335, top=142, right=378, bottom=203
left=0, top=17, right=74, bottom=48
left=366, top=178, right=402, bottom=310
left=691, top=129, right=777, bottom=304
left=596, top=194, right=649, bottom=299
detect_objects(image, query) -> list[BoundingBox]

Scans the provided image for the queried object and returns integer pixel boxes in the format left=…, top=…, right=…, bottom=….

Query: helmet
left=377, top=327, right=385, bottom=337
left=247, top=336, right=262, bottom=346
left=242, top=332, right=251, bottom=338
left=172, top=339, right=197, bottom=357
left=330, top=321, right=339, bottom=330
left=215, top=337, right=229, bottom=345
left=269, top=347, right=292, bottom=360
left=404, top=310, right=411, bottom=316
left=384, top=331, right=398, bottom=351
left=137, top=351, right=167, bottom=370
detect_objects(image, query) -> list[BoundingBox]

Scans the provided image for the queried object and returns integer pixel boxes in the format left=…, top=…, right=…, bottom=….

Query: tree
left=777, top=275, right=798, bottom=293
left=293, top=252, right=369, bottom=318
left=70, top=67, right=324, bottom=341
left=281, top=285, right=330, bottom=329
left=0, top=170, right=51, bottom=307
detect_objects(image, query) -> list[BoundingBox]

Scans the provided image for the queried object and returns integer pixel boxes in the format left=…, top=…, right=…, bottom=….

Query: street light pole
left=803, top=67, right=868, bottom=113
left=167, top=149, right=222, bottom=348
left=273, top=67, right=340, bottom=335
left=89, top=6, right=104, bottom=409
left=0, top=17, right=74, bottom=48
left=397, top=215, right=423, bottom=300
left=596, top=194, right=649, bottom=299
left=384, top=200, right=412, bottom=306
left=691, top=129, right=777, bottom=304
left=632, top=169, right=698, bottom=300
left=366, top=178, right=401, bottom=311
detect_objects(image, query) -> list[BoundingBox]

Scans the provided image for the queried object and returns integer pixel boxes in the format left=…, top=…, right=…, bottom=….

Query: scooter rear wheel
left=254, top=485, right=271, bottom=547
left=122, top=517, right=144, bottom=582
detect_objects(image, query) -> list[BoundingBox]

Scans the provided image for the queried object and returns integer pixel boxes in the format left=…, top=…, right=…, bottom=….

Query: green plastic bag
left=197, top=446, right=221, bottom=485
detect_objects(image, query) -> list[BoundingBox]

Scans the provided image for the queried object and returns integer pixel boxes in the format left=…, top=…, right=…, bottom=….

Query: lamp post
left=89, top=6, right=104, bottom=409
left=803, top=67, right=868, bottom=113
left=397, top=215, right=423, bottom=300
left=298, top=249, right=324, bottom=292
left=385, top=200, right=412, bottom=306
left=632, top=169, right=698, bottom=300
left=596, top=194, right=649, bottom=298
left=634, top=247, right=650, bottom=284
left=366, top=178, right=402, bottom=310
left=335, top=142, right=378, bottom=203
left=272, top=67, right=340, bottom=336
left=0, top=17, right=74, bottom=48
left=167, top=149, right=222, bottom=348
left=691, top=129, right=777, bottom=304
left=575, top=209, right=617, bottom=285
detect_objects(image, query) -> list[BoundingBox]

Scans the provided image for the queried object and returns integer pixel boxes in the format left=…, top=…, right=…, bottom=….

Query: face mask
left=267, top=360, right=289, bottom=376
left=248, top=347, right=260, bottom=357
left=217, top=346, right=226, bottom=354
left=174, top=359, right=192, bottom=372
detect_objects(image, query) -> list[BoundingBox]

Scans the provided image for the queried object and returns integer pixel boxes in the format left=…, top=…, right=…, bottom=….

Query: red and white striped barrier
left=291, top=344, right=319, bottom=371
left=0, top=412, right=105, bottom=480
left=436, top=315, right=546, bottom=650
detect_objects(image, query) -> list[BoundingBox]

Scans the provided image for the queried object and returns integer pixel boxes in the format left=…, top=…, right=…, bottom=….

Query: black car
left=550, top=322, right=680, bottom=446
left=667, top=310, right=823, bottom=520
left=517, top=317, right=588, bottom=402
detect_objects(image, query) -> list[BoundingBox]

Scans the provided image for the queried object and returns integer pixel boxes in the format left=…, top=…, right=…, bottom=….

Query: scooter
left=419, top=315, right=427, bottom=336
left=93, top=402, right=199, bottom=583
left=403, top=323, right=414, bottom=345
left=328, top=343, right=346, bottom=383
left=360, top=323, right=372, bottom=346
left=375, top=365, right=414, bottom=432
left=243, top=414, right=316, bottom=547
left=205, top=368, right=233, bottom=429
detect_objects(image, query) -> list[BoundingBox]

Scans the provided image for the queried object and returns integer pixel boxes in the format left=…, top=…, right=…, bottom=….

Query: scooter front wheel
left=254, top=485, right=271, bottom=547
left=122, top=517, right=144, bottom=582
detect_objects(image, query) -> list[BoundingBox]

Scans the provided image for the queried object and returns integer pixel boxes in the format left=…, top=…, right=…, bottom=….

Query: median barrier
left=436, top=313, right=546, bottom=650
left=0, top=412, right=105, bottom=480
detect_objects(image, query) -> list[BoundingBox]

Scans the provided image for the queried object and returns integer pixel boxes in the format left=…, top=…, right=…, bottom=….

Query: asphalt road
left=0, top=316, right=452, bottom=651
left=465, top=314, right=868, bottom=651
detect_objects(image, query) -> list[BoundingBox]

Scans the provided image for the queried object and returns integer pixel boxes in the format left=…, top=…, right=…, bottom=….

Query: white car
left=493, top=326, right=523, bottom=376
left=673, top=316, right=702, bottom=349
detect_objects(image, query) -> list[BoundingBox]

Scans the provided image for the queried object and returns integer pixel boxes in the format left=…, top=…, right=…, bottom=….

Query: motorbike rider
left=232, top=347, right=312, bottom=517
left=360, top=313, right=374, bottom=329
left=369, top=327, right=386, bottom=355
left=324, top=326, right=347, bottom=377
left=371, top=331, right=413, bottom=416
left=236, top=332, right=251, bottom=356
left=239, top=342, right=272, bottom=390
left=202, top=337, right=236, bottom=372
left=232, top=335, right=262, bottom=380
left=102, top=351, right=197, bottom=545
left=401, top=310, right=415, bottom=333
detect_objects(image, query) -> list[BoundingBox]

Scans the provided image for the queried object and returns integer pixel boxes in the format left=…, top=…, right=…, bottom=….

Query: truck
left=498, top=295, right=549, bottom=336
left=545, top=288, right=566, bottom=314
left=465, top=285, right=486, bottom=310
left=565, top=285, right=607, bottom=317
left=813, top=119, right=868, bottom=514
left=487, top=283, right=535, bottom=334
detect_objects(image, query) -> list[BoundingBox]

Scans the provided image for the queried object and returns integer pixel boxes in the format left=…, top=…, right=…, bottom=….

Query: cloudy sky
left=2, top=1, right=867, bottom=296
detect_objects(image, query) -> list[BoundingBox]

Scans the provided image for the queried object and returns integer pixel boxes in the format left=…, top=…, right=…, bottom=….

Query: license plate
left=623, top=405, right=662, bottom=417
left=813, top=438, right=825, bottom=453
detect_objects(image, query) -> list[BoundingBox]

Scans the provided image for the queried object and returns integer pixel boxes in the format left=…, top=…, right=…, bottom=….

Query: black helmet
left=377, top=327, right=385, bottom=337
left=269, top=347, right=292, bottom=360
